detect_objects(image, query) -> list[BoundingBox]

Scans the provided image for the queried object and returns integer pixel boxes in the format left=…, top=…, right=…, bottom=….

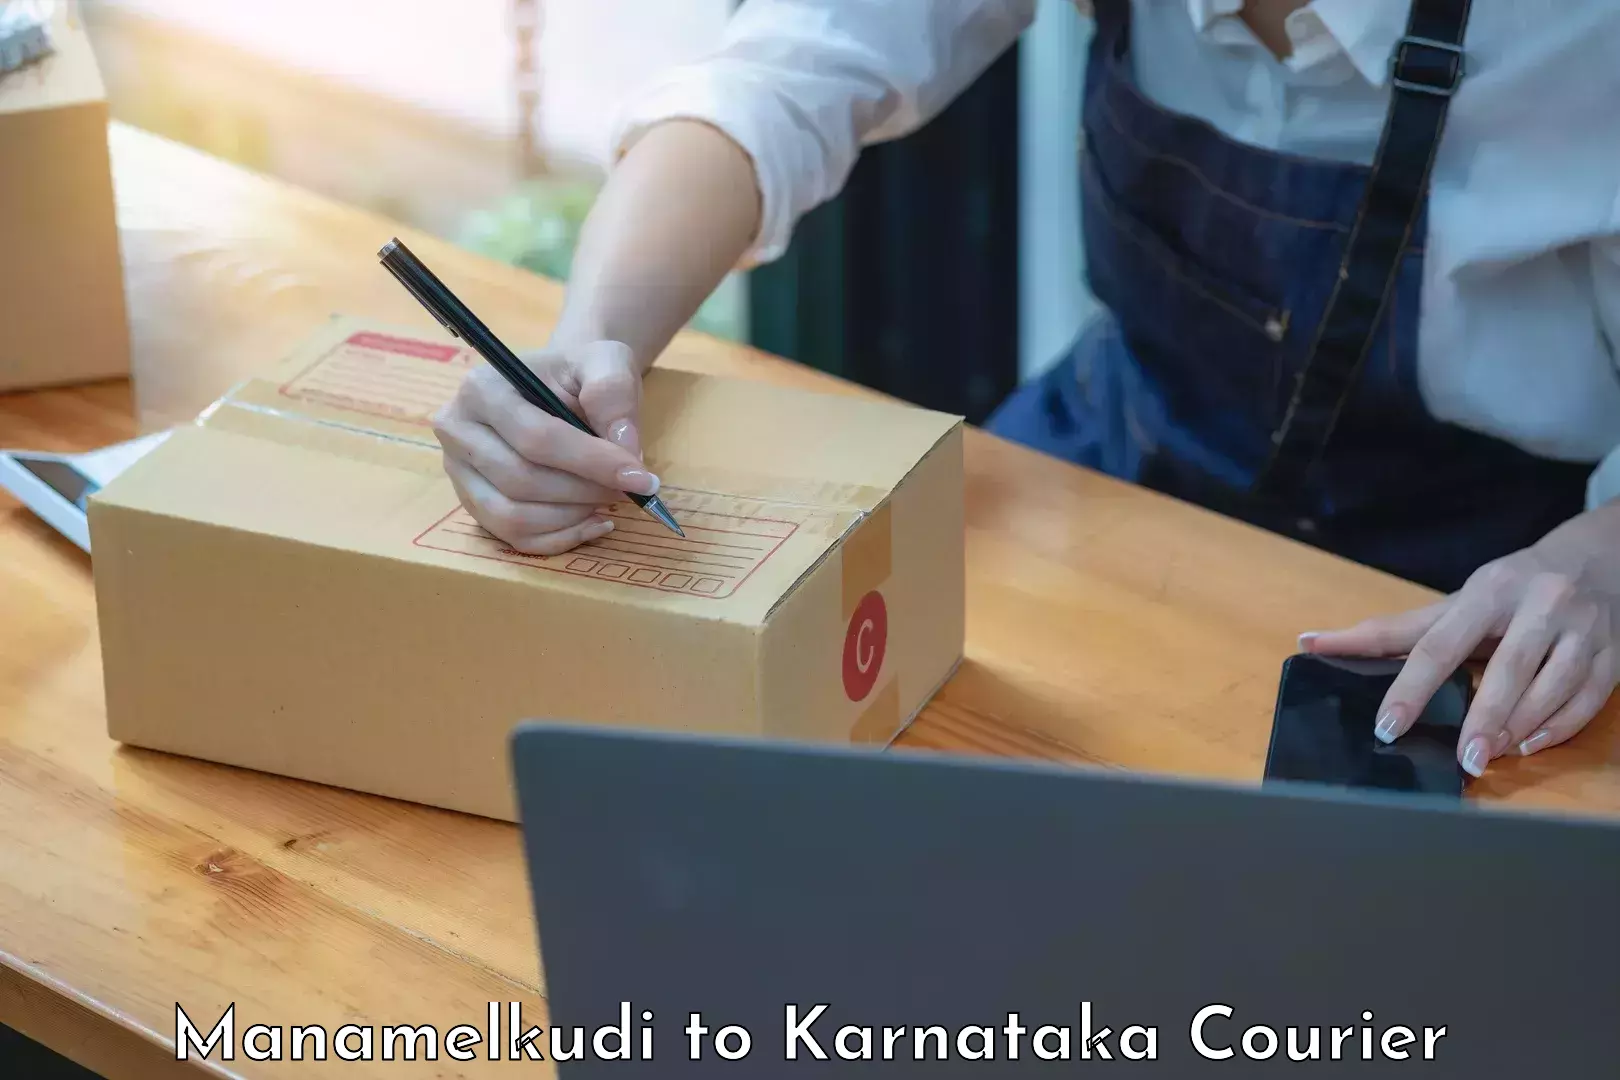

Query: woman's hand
left=1302, top=507, right=1620, bottom=777
left=426, top=119, right=762, bottom=556
left=432, top=340, right=659, bottom=555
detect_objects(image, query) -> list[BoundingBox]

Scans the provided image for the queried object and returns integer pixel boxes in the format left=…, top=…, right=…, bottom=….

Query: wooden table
left=3, top=125, right=1616, bottom=1079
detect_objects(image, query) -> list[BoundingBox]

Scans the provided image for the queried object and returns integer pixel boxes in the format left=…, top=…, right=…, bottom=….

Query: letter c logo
left=856, top=620, right=876, bottom=672
left=842, top=591, right=888, bottom=702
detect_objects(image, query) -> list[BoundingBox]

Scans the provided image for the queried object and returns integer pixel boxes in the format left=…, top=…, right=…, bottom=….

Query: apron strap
left=1255, top=0, right=1473, bottom=498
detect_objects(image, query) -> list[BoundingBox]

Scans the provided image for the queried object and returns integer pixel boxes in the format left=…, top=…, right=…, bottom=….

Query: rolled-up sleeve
left=610, top=0, right=1036, bottom=266
left=1588, top=236, right=1620, bottom=508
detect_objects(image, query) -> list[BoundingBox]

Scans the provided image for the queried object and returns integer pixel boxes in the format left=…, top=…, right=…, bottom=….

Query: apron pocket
left=1080, top=146, right=1287, bottom=339
left=1080, top=144, right=1291, bottom=432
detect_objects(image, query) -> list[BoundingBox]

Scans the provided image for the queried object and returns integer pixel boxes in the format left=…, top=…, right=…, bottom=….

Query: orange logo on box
left=842, top=591, right=888, bottom=702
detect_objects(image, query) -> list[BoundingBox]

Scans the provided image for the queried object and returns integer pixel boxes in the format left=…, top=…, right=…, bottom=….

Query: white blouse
left=613, top=1, right=1620, bottom=510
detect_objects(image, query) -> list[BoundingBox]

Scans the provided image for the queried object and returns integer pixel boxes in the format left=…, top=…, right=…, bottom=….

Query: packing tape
left=637, top=467, right=879, bottom=544
left=849, top=680, right=900, bottom=745
left=221, top=377, right=441, bottom=445
left=196, top=383, right=892, bottom=537
left=197, top=396, right=445, bottom=475
left=841, top=501, right=892, bottom=620
left=648, top=463, right=891, bottom=516
left=861, top=657, right=963, bottom=748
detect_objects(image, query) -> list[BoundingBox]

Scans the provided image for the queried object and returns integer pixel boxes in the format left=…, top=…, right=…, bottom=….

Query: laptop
left=510, top=724, right=1619, bottom=1077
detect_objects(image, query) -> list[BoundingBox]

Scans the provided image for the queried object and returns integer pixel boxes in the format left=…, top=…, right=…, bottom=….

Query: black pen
left=378, top=238, right=683, bottom=537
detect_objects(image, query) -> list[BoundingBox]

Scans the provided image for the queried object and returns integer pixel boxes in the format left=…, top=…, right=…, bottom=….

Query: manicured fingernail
left=616, top=468, right=659, bottom=496
left=587, top=518, right=614, bottom=538
left=1519, top=730, right=1551, bottom=757
left=1298, top=632, right=1319, bottom=652
left=1374, top=709, right=1401, bottom=744
left=1461, top=737, right=1489, bottom=778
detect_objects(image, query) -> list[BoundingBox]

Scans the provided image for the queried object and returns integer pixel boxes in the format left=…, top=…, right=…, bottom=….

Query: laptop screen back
left=512, top=725, right=1620, bottom=1078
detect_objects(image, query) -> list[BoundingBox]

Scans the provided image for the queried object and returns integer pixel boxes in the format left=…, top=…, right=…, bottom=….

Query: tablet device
left=0, top=432, right=169, bottom=552
left=1264, top=653, right=1470, bottom=797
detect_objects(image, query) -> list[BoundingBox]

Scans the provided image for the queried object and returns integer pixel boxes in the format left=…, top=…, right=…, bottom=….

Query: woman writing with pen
left=430, top=0, right=1620, bottom=779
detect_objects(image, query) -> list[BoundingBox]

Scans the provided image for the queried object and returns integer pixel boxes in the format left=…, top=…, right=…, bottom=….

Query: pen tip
left=378, top=238, right=398, bottom=259
left=645, top=498, right=684, bottom=537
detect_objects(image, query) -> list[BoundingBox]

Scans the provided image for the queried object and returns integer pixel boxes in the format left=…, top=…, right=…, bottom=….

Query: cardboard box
left=0, top=2, right=130, bottom=392
left=90, top=318, right=965, bottom=820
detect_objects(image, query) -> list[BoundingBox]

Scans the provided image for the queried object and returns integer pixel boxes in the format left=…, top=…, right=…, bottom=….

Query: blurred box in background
left=0, top=1, right=130, bottom=392
left=1, top=3, right=54, bottom=74
left=79, top=0, right=747, bottom=345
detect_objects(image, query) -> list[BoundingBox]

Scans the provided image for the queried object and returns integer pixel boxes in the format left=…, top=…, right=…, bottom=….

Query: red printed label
left=842, top=591, right=888, bottom=702
left=412, top=495, right=797, bottom=600
left=344, top=331, right=462, bottom=363
left=279, top=332, right=474, bottom=424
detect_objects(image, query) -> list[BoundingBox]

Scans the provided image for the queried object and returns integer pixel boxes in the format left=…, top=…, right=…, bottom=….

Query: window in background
left=460, top=0, right=745, bottom=342
left=82, top=0, right=744, bottom=341
left=1019, top=0, right=1099, bottom=380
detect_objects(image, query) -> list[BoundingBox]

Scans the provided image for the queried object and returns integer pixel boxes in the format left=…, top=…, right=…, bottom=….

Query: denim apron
left=985, top=0, right=1591, bottom=594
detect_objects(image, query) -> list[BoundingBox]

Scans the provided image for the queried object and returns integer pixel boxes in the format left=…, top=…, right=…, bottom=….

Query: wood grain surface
left=2, top=124, right=1615, bottom=1078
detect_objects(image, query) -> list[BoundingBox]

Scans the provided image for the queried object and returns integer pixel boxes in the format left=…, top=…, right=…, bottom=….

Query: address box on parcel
left=89, top=317, right=965, bottom=820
